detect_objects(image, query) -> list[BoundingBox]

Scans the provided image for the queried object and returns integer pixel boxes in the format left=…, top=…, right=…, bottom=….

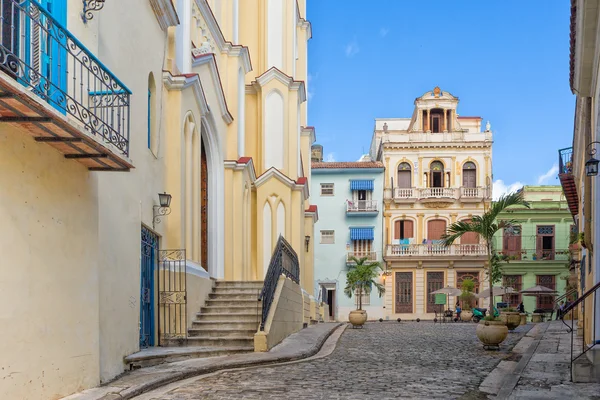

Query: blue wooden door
left=140, top=227, right=158, bottom=348
left=39, top=0, right=67, bottom=111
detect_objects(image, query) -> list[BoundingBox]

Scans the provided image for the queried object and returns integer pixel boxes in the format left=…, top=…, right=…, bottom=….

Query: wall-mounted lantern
left=585, top=141, right=600, bottom=177
left=153, top=192, right=172, bottom=229
left=305, top=235, right=311, bottom=252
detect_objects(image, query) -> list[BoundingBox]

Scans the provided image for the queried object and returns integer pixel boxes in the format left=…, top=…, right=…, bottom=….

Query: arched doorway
left=429, top=161, right=444, bottom=188
left=397, top=162, right=411, bottom=188
left=462, top=162, right=477, bottom=188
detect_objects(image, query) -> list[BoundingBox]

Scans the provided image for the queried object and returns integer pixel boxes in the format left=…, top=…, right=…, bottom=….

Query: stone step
left=183, top=336, right=255, bottom=347
left=124, top=346, right=254, bottom=368
left=200, top=305, right=261, bottom=315
left=213, top=287, right=263, bottom=295
left=205, top=299, right=261, bottom=307
left=214, top=281, right=263, bottom=289
left=192, top=320, right=259, bottom=330
left=188, top=328, right=257, bottom=338
left=208, top=292, right=260, bottom=300
left=196, top=312, right=261, bottom=322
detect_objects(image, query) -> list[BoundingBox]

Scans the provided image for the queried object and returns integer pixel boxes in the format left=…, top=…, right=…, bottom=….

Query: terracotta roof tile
left=311, top=161, right=384, bottom=169
left=306, top=205, right=318, bottom=213
left=296, top=177, right=307, bottom=185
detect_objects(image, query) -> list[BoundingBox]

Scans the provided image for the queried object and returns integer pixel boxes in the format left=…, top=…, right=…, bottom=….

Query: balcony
left=558, top=147, right=578, bottom=216
left=498, top=249, right=570, bottom=262
left=347, top=251, right=378, bottom=264
left=459, top=187, right=486, bottom=203
left=385, top=243, right=487, bottom=258
left=0, top=0, right=132, bottom=171
left=346, top=200, right=379, bottom=216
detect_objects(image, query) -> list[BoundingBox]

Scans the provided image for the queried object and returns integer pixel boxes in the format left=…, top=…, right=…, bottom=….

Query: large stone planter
left=461, top=310, right=473, bottom=322
left=500, top=312, right=521, bottom=331
left=531, top=313, right=544, bottom=323
left=349, top=310, right=367, bottom=327
left=520, top=313, right=527, bottom=325
left=476, top=320, right=508, bottom=349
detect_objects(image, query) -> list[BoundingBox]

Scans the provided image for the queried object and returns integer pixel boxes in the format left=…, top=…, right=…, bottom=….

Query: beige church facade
left=0, top=0, right=316, bottom=399
left=372, top=88, right=493, bottom=320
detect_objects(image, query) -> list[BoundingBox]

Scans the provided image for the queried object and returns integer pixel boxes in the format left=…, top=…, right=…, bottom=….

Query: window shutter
left=394, top=221, right=401, bottom=240
left=404, top=220, right=414, bottom=238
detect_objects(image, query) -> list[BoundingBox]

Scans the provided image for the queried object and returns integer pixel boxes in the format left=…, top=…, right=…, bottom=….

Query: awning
left=350, top=179, right=374, bottom=191
left=350, top=227, right=374, bottom=240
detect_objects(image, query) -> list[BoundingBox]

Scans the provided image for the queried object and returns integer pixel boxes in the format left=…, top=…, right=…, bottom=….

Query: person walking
left=518, top=301, right=525, bottom=314
left=455, top=301, right=462, bottom=322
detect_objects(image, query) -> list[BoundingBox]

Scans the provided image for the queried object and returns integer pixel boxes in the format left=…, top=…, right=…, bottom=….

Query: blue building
left=311, top=157, right=385, bottom=321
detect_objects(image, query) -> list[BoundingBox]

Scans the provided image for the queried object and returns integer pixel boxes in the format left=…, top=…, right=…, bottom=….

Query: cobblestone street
left=139, top=322, right=531, bottom=400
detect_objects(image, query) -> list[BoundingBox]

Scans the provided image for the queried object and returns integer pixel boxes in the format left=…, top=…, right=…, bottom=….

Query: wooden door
left=536, top=275, right=555, bottom=309
left=397, top=170, right=411, bottom=188
left=536, top=225, right=555, bottom=260
left=394, top=220, right=414, bottom=240
left=463, top=169, right=476, bottom=188
left=395, top=272, right=413, bottom=313
left=457, top=271, right=480, bottom=307
left=503, top=226, right=521, bottom=260
left=427, top=219, right=446, bottom=241
left=460, top=219, right=479, bottom=245
left=200, top=140, right=208, bottom=271
left=427, top=272, right=444, bottom=313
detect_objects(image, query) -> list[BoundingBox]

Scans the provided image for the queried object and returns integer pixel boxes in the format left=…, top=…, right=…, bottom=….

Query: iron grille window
left=320, top=230, right=334, bottom=244
left=354, top=289, right=370, bottom=306
left=503, top=275, right=522, bottom=308
left=320, top=183, right=334, bottom=196
left=537, top=226, right=554, bottom=235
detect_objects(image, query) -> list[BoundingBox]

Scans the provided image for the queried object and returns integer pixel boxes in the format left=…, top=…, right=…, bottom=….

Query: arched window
left=427, top=219, right=447, bottom=241
left=460, top=219, right=479, bottom=245
left=394, top=219, right=414, bottom=241
left=397, top=162, right=411, bottom=188
left=429, top=161, right=444, bottom=188
left=463, top=162, right=476, bottom=188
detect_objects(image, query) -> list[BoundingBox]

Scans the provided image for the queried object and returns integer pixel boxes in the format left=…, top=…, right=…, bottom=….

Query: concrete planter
left=520, top=313, right=527, bottom=325
left=500, top=312, right=521, bottom=331
left=476, top=320, right=508, bottom=349
left=461, top=310, right=473, bottom=322
left=349, top=310, right=367, bottom=327
left=532, top=313, right=544, bottom=323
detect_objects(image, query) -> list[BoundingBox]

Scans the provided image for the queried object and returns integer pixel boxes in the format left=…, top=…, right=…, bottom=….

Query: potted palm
left=460, top=278, right=475, bottom=322
left=442, top=191, right=529, bottom=348
left=345, top=256, right=385, bottom=327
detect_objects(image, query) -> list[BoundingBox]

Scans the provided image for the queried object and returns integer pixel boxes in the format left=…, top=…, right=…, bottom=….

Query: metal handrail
left=561, top=280, right=600, bottom=381
left=0, top=0, right=131, bottom=155
left=258, top=235, right=300, bottom=330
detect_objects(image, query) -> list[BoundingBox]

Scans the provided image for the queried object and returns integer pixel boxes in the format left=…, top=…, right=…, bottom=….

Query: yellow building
left=0, top=0, right=315, bottom=398
left=373, top=87, right=493, bottom=320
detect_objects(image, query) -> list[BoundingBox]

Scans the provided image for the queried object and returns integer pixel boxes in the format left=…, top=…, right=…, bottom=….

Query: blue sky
left=307, top=1, right=574, bottom=198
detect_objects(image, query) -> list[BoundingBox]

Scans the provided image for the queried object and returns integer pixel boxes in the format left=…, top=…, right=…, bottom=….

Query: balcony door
left=536, top=225, right=555, bottom=260
left=394, top=220, right=414, bottom=241
left=397, top=163, right=411, bottom=188
left=427, top=219, right=446, bottom=241
left=37, top=0, right=67, bottom=110
left=462, top=162, right=476, bottom=188
left=503, top=226, right=522, bottom=260
left=430, top=161, right=444, bottom=188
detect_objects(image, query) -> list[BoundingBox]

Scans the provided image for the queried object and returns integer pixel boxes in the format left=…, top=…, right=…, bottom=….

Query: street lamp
left=585, top=141, right=600, bottom=177
left=305, top=235, right=310, bottom=252
left=153, top=192, right=172, bottom=229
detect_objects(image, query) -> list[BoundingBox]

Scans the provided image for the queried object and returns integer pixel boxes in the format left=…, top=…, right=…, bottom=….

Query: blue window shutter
left=350, top=227, right=374, bottom=240
left=350, top=180, right=374, bottom=191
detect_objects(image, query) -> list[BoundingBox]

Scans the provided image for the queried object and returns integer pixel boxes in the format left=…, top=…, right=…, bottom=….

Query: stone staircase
left=125, top=280, right=263, bottom=369
left=187, top=280, right=263, bottom=349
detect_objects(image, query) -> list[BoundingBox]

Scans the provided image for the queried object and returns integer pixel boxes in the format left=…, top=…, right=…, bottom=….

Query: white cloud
left=536, top=164, right=559, bottom=185
left=379, top=27, right=389, bottom=38
left=307, top=73, right=316, bottom=100
left=345, top=40, right=360, bottom=57
left=493, top=180, right=524, bottom=201
left=326, top=153, right=336, bottom=162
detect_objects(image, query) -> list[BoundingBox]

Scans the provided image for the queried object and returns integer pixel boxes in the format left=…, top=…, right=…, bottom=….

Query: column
left=418, top=157, right=423, bottom=188
left=385, top=156, right=390, bottom=186
left=450, top=213, right=458, bottom=223
left=384, top=211, right=391, bottom=247
left=443, top=108, right=447, bottom=132
left=426, top=109, right=430, bottom=132
left=447, top=263, right=455, bottom=307
left=451, top=156, right=456, bottom=187
left=417, top=213, right=424, bottom=243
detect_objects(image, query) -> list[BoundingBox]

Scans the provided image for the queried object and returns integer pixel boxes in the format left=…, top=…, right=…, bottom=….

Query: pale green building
left=492, top=186, right=572, bottom=313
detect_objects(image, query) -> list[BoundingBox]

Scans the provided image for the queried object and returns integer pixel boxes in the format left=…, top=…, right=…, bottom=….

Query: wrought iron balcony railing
left=346, top=200, right=378, bottom=213
left=559, top=147, right=574, bottom=175
left=0, top=0, right=131, bottom=156
left=386, top=243, right=487, bottom=257
left=497, top=249, right=570, bottom=262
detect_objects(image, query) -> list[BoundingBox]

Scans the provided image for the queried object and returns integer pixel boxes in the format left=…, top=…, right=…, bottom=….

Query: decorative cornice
left=149, top=0, right=180, bottom=31
left=194, top=0, right=252, bottom=73
left=252, top=68, right=307, bottom=103
left=301, top=126, right=316, bottom=144
left=254, top=167, right=309, bottom=200
left=305, top=205, right=319, bottom=223
left=224, top=157, right=257, bottom=182
left=423, top=202, right=453, bottom=209
left=191, top=53, right=234, bottom=124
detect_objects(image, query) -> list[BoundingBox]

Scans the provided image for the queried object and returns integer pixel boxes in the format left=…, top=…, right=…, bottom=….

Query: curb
left=113, top=323, right=342, bottom=399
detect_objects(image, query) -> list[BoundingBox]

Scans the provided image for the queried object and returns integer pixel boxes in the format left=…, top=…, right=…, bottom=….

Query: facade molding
left=252, top=67, right=307, bottom=103
left=191, top=53, right=234, bottom=124
left=149, top=0, right=180, bottom=30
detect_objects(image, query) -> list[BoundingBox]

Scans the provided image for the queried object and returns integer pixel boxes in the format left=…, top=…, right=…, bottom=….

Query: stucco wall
left=185, top=265, right=214, bottom=330
left=0, top=127, right=100, bottom=400
left=254, top=275, right=304, bottom=351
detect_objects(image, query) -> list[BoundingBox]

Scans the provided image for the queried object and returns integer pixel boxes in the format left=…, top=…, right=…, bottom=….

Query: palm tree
left=441, top=191, right=530, bottom=311
left=344, top=257, right=385, bottom=310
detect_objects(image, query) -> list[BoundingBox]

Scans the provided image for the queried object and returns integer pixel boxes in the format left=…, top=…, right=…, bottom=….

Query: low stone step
left=213, top=287, right=263, bottom=295
left=200, top=305, right=261, bottom=315
left=184, top=336, right=255, bottom=347
left=209, top=292, right=260, bottom=300
left=124, top=346, right=254, bottom=368
left=214, top=281, right=263, bottom=289
left=188, top=328, right=257, bottom=338
left=196, top=312, right=261, bottom=322
left=192, top=320, right=259, bottom=330
left=206, top=299, right=261, bottom=307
